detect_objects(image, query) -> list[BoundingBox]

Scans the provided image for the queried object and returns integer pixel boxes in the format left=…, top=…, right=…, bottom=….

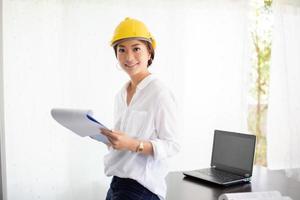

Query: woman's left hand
left=100, top=129, right=138, bottom=151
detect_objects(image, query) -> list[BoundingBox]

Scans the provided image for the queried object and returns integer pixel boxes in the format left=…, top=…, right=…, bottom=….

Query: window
left=248, top=0, right=273, bottom=166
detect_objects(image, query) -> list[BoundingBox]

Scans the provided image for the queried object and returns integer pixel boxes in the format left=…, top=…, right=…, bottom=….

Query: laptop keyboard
left=197, top=168, right=243, bottom=182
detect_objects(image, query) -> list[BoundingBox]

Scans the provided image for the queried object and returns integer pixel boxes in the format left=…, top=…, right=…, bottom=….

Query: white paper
left=218, top=191, right=284, bottom=200
left=282, top=197, right=293, bottom=200
left=51, top=108, right=109, bottom=144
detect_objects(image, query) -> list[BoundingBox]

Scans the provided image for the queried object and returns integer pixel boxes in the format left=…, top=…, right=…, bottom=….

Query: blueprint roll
left=218, top=191, right=290, bottom=200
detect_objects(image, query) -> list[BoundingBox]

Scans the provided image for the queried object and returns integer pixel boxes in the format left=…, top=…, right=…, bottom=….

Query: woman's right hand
left=100, top=128, right=139, bottom=152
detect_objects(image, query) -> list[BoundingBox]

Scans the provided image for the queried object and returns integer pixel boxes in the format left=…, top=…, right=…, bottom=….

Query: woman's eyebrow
left=131, top=43, right=142, bottom=47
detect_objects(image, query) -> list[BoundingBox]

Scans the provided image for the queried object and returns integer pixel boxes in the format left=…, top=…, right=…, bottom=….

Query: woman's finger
left=100, top=128, right=113, bottom=136
left=103, top=131, right=119, bottom=140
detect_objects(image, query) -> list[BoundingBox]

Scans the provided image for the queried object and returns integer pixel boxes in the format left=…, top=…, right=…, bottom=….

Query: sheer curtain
left=267, top=0, right=300, bottom=179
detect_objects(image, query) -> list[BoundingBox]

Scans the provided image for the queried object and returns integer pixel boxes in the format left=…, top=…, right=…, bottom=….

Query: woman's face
left=116, top=39, right=151, bottom=76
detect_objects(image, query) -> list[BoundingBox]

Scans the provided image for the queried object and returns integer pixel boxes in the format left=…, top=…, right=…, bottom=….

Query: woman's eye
left=133, top=47, right=140, bottom=52
left=118, top=48, right=125, bottom=53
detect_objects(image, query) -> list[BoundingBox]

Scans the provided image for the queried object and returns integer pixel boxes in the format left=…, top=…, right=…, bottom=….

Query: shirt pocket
left=124, top=110, right=148, bottom=137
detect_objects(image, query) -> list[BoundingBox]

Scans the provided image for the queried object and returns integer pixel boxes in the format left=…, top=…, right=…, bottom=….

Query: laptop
left=183, top=130, right=256, bottom=186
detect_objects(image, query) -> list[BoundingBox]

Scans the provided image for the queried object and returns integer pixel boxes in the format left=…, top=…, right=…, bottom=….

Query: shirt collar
left=121, top=74, right=155, bottom=101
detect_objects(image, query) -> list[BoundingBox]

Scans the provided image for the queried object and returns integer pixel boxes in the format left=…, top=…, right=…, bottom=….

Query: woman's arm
left=150, top=90, right=181, bottom=160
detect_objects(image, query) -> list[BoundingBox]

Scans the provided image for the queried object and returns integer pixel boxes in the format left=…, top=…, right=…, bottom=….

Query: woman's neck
left=129, top=71, right=151, bottom=89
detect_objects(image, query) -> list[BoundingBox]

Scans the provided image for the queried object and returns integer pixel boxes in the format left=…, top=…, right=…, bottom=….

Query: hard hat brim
left=111, top=37, right=153, bottom=48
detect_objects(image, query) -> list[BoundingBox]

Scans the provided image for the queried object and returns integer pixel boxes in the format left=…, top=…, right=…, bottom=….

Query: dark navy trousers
left=105, top=176, right=160, bottom=200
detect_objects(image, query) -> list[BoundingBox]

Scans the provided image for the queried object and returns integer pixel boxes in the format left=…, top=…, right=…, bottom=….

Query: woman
left=101, top=17, right=180, bottom=200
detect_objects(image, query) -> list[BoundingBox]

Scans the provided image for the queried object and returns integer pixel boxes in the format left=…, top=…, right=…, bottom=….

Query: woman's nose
left=125, top=51, right=134, bottom=62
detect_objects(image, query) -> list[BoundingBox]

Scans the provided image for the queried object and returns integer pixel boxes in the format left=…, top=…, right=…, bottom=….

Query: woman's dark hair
left=113, top=40, right=155, bottom=67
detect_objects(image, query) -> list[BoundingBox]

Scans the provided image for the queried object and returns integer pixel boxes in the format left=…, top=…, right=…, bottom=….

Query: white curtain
left=267, top=0, right=300, bottom=177
left=3, top=0, right=250, bottom=199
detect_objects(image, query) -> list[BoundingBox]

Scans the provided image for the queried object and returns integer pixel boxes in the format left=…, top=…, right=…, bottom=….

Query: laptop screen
left=211, top=130, right=256, bottom=175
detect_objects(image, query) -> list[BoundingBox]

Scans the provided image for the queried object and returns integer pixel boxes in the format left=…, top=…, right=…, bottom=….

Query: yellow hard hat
left=110, top=17, right=156, bottom=49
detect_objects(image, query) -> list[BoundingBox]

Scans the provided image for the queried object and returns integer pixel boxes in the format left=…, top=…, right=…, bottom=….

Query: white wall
left=2, top=0, right=250, bottom=199
left=1, top=0, right=6, bottom=199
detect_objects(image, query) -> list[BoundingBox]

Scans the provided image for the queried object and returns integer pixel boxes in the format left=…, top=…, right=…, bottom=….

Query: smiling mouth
left=125, top=63, right=139, bottom=68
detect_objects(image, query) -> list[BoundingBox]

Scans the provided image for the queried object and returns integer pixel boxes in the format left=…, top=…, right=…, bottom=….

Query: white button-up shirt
left=104, top=74, right=180, bottom=200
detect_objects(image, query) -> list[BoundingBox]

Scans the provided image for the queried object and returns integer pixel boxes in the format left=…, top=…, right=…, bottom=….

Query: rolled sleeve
left=151, top=91, right=180, bottom=161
